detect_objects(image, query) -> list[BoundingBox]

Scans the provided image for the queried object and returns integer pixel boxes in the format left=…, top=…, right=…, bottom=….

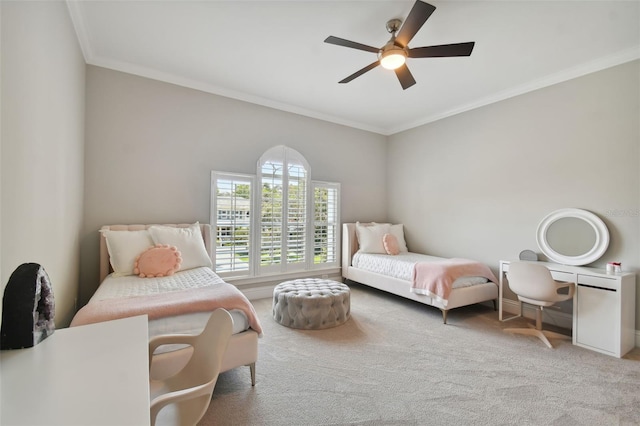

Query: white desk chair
left=504, top=262, right=575, bottom=348
left=149, top=309, right=233, bottom=426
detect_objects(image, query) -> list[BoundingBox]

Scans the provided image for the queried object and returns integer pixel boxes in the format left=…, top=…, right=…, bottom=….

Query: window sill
left=223, top=267, right=342, bottom=288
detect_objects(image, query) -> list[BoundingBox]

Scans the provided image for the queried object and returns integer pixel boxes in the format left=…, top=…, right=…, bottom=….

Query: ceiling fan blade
left=395, top=1, right=436, bottom=47
left=409, top=42, right=475, bottom=58
left=394, top=64, right=416, bottom=90
left=324, top=36, right=380, bottom=53
left=339, top=61, right=380, bottom=84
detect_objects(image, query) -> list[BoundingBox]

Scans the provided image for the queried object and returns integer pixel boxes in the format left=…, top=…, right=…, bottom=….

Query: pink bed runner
left=70, top=284, right=263, bottom=336
left=411, top=258, right=497, bottom=307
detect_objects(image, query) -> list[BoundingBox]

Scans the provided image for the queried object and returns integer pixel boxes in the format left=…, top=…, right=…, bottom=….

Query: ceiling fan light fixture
left=380, top=48, right=406, bottom=70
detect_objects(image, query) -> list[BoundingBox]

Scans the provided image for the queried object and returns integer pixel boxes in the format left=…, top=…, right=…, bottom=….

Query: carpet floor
left=199, top=282, right=640, bottom=426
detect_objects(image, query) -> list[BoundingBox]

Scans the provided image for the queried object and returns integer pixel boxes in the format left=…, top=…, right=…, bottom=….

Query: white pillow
left=102, top=229, right=154, bottom=277
left=389, top=224, right=409, bottom=252
left=355, top=222, right=390, bottom=254
left=148, top=223, right=212, bottom=271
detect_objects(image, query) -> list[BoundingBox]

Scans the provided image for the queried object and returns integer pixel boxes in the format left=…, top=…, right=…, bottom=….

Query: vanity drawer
left=578, top=274, right=618, bottom=291
left=548, top=271, right=575, bottom=283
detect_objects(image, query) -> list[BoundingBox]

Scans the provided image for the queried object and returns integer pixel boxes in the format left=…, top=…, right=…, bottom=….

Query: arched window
left=258, top=146, right=310, bottom=273
left=211, top=146, right=340, bottom=281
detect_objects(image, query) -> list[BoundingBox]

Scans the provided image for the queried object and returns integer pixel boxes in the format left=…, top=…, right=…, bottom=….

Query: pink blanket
left=70, top=284, right=263, bottom=335
left=412, top=258, right=497, bottom=306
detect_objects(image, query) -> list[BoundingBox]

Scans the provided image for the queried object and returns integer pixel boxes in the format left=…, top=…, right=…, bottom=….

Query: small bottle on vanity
left=606, top=262, right=621, bottom=274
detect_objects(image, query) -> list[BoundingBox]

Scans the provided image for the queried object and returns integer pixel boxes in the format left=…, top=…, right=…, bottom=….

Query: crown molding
left=388, top=46, right=640, bottom=135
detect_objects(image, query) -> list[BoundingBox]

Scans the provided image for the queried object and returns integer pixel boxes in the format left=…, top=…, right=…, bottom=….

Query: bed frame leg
left=249, top=363, right=256, bottom=386
left=441, top=309, right=448, bottom=324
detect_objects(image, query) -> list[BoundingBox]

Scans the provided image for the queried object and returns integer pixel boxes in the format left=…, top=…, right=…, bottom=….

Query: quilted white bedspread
left=92, top=267, right=226, bottom=300
left=88, top=267, right=249, bottom=336
left=352, top=252, right=488, bottom=289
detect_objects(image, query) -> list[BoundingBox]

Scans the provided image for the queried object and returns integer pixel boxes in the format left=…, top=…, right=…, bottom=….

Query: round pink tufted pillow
left=133, top=244, right=182, bottom=278
left=383, top=233, right=400, bottom=255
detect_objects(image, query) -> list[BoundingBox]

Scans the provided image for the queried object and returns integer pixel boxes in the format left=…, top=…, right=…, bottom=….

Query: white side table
left=1, top=315, right=150, bottom=425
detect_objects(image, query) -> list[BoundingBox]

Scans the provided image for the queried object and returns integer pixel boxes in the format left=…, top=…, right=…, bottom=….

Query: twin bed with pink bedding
left=342, top=223, right=498, bottom=323
left=71, top=223, right=262, bottom=385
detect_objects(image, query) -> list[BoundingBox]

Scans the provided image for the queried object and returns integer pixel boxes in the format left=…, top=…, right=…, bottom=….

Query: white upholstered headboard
left=99, top=223, right=212, bottom=283
left=342, top=223, right=360, bottom=269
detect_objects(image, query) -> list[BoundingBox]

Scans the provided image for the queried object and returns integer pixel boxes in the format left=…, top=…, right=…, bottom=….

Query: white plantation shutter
left=258, top=146, right=309, bottom=273
left=286, top=162, right=307, bottom=267
left=211, top=172, right=253, bottom=277
left=259, top=160, right=283, bottom=269
left=312, top=181, right=340, bottom=267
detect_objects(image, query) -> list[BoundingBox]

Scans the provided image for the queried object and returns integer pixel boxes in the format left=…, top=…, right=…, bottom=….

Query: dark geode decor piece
left=1, top=263, right=55, bottom=349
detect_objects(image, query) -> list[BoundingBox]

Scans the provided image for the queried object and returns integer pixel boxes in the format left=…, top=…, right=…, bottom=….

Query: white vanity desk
left=499, top=260, right=636, bottom=358
left=1, top=315, right=150, bottom=425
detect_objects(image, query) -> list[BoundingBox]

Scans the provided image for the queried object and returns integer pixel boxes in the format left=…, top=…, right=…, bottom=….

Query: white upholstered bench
left=272, top=278, right=351, bottom=330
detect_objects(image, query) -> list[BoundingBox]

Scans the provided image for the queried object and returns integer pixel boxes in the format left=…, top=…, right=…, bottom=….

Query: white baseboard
left=237, top=272, right=344, bottom=301
left=240, top=285, right=275, bottom=300
left=501, top=298, right=640, bottom=348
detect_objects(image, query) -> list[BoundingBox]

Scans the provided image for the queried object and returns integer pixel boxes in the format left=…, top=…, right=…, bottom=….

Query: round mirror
left=536, top=208, right=609, bottom=266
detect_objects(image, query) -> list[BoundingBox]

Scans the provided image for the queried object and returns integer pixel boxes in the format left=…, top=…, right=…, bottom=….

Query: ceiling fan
left=324, top=0, right=475, bottom=90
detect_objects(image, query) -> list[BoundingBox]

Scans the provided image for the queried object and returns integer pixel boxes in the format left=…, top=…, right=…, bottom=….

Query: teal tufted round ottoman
left=272, top=278, right=351, bottom=329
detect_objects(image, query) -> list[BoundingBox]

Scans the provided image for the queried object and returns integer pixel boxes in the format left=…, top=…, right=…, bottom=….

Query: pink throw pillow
left=134, top=244, right=182, bottom=278
left=383, top=233, right=400, bottom=255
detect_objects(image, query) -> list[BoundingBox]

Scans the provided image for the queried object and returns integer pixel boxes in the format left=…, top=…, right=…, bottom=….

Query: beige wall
left=81, top=66, right=388, bottom=304
left=387, top=60, right=640, bottom=328
left=1, top=1, right=85, bottom=327
left=3, top=2, right=637, bottom=335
